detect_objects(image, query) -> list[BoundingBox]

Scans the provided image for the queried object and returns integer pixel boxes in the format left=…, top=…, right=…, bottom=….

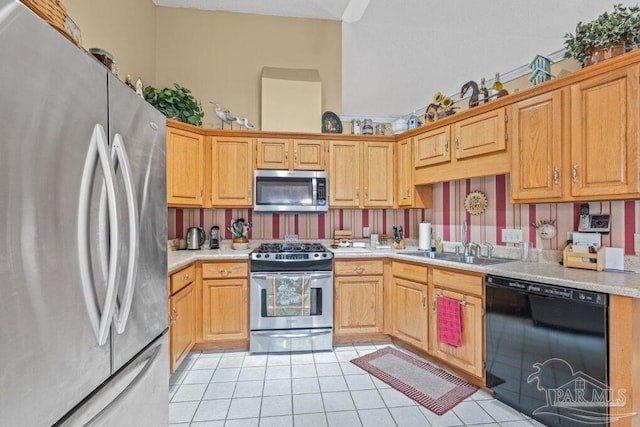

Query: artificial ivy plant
left=143, top=83, right=204, bottom=127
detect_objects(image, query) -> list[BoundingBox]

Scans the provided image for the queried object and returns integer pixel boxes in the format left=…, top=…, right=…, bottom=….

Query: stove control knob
left=265, top=254, right=270, bottom=258
left=255, top=254, right=261, bottom=258
left=314, top=253, right=319, bottom=258
left=322, top=253, right=328, bottom=258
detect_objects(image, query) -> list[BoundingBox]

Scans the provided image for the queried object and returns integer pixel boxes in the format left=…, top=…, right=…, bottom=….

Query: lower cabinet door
left=391, top=277, right=428, bottom=350
left=202, top=279, right=248, bottom=341
left=334, top=275, right=383, bottom=335
left=430, top=287, right=484, bottom=378
left=170, top=283, right=195, bottom=373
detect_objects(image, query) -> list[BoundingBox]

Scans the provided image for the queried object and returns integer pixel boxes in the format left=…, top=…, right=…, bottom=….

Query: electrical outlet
left=502, top=228, right=523, bottom=243
left=363, top=227, right=370, bottom=237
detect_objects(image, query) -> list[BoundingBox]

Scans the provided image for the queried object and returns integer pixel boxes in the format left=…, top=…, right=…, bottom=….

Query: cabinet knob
left=572, top=163, right=579, bottom=183
left=455, top=136, right=460, bottom=149
left=444, top=138, right=449, bottom=153
left=353, top=266, right=365, bottom=273
left=553, top=166, right=560, bottom=185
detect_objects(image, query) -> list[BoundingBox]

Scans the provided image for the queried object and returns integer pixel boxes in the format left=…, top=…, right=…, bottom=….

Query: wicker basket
left=20, top=0, right=75, bottom=44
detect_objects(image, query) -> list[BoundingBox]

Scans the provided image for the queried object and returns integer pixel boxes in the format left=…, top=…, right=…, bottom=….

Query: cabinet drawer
left=431, top=268, right=483, bottom=297
left=170, top=265, right=195, bottom=295
left=392, top=261, right=427, bottom=282
left=335, top=259, right=384, bottom=276
left=202, top=262, right=248, bottom=279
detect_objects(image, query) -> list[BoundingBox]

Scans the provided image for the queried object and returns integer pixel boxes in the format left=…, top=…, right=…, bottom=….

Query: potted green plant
left=143, top=83, right=204, bottom=126
left=564, top=4, right=640, bottom=66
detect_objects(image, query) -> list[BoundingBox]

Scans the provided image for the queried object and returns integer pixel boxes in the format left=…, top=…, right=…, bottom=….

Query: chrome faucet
left=469, top=242, right=481, bottom=257
left=461, top=220, right=469, bottom=256
left=482, top=242, right=494, bottom=258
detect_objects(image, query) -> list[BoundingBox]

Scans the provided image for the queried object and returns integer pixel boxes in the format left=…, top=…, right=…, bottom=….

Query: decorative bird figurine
left=212, top=102, right=231, bottom=129
left=224, top=110, right=237, bottom=129
left=235, top=116, right=244, bottom=129
left=460, top=81, right=480, bottom=108
left=243, top=117, right=255, bottom=129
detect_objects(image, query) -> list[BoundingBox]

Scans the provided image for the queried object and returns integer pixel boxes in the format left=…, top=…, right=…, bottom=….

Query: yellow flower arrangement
left=425, top=91, right=456, bottom=123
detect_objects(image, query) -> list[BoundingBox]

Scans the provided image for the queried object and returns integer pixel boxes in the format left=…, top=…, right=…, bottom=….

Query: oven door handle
left=251, top=273, right=333, bottom=280
left=252, top=330, right=332, bottom=338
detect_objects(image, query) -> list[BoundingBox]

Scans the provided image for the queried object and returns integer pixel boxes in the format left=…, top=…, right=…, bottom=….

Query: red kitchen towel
left=437, top=296, right=463, bottom=348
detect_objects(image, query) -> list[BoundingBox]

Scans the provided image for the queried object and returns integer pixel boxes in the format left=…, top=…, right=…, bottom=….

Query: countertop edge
left=168, top=246, right=640, bottom=298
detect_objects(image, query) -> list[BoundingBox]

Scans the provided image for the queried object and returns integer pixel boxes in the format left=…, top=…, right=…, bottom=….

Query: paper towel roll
left=419, top=223, right=431, bottom=250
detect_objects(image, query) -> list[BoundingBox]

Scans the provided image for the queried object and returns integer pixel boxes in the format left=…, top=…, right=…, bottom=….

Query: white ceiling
left=152, top=0, right=370, bottom=22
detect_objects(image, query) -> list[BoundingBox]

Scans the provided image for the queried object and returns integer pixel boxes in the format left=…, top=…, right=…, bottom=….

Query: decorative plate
left=322, top=111, right=342, bottom=134
left=464, top=191, right=488, bottom=215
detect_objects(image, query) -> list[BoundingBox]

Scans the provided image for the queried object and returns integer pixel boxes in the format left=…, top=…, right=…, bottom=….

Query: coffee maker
left=210, top=226, right=220, bottom=249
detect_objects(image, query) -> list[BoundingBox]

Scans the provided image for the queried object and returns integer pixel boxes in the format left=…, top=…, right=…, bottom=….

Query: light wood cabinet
left=169, top=266, right=196, bottom=373
left=167, top=126, right=204, bottom=206
left=429, top=268, right=484, bottom=379
left=413, top=109, right=510, bottom=185
left=510, top=90, right=564, bottom=201
left=391, top=262, right=428, bottom=351
left=396, top=137, right=433, bottom=208
left=329, top=140, right=394, bottom=208
left=414, top=126, right=451, bottom=167
left=570, top=64, right=640, bottom=198
left=256, top=138, right=326, bottom=170
left=209, top=136, right=254, bottom=207
left=454, top=108, right=507, bottom=160
left=334, top=259, right=384, bottom=336
left=201, top=261, right=249, bottom=342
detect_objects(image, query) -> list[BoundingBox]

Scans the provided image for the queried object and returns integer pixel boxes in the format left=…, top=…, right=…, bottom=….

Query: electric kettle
left=186, top=227, right=205, bottom=250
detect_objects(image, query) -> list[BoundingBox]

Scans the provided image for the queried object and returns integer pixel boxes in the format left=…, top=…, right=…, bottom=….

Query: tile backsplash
left=169, top=174, right=640, bottom=255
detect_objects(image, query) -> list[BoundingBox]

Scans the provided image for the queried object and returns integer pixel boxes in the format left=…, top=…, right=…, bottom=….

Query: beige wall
left=155, top=8, right=342, bottom=129
left=64, top=0, right=157, bottom=85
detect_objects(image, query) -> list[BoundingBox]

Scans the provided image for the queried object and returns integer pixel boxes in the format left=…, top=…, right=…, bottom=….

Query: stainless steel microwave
left=254, top=170, right=328, bottom=213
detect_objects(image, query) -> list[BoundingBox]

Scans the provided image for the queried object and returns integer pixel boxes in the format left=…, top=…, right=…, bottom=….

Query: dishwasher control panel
left=485, top=275, right=607, bottom=306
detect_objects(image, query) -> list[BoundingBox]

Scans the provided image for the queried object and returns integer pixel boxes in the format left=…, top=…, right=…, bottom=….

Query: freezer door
left=107, top=73, right=168, bottom=372
left=58, top=333, right=169, bottom=427
left=0, top=1, right=113, bottom=425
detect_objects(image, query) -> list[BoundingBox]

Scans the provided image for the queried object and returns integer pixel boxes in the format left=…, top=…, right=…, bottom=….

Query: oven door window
left=260, top=275, right=322, bottom=317
left=255, top=177, right=313, bottom=206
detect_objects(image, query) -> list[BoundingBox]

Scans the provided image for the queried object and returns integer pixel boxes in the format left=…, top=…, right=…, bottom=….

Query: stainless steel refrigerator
left=0, top=1, right=169, bottom=425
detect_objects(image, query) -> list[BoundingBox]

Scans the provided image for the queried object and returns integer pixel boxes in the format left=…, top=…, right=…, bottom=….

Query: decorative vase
left=584, top=42, right=626, bottom=66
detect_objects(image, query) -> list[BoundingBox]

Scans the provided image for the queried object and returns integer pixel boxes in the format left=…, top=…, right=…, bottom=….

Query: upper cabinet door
left=256, top=138, right=291, bottom=170
left=396, top=138, right=413, bottom=206
left=570, top=64, right=640, bottom=197
left=454, top=108, right=507, bottom=160
left=210, top=136, right=254, bottom=206
left=329, top=140, right=361, bottom=207
left=414, top=126, right=451, bottom=167
left=510, top=90, right=564, bottom=201
left=363, top=142, right=394, bottom=207
left=293, top=139, right=326, bottom=170
left=167, top=127, right=204, bottom=206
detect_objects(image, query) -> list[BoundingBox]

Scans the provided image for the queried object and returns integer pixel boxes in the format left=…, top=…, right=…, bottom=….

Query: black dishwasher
left=485, top=275, right=608, bottom=427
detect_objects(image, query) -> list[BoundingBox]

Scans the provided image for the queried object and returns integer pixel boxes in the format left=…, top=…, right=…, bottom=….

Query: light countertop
left=168, top=241, right=640, bottom=298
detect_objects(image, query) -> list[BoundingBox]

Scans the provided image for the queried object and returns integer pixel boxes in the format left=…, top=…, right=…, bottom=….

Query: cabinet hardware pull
left=455, top=136, right=460, bottom=149
left=356, top=187, right=360, bottom=198
left=200, top=185, right=203, bottom=197
left=422, top=296, right=426, bottom=309
left=183, top=274, right=189, bottom=280
left=406, top=186, right=410, bottom=197
left=294, top=150, right=297, bottom=164
left=431, top=299, right=436, bottom=311
left=553, top=166, right=560, bottom=185
left=285, top=151, right=289, bottom=163
left=572, top=163, right=579, bottom=183
left=365, top=187, right=368, bottom=199
left=504, top=132, right=508, bottom=142
left=504, top=114, right=509, bottom=123
left=353, top=266, right=365, bottom=273
left=173, top=308, right=179, bottom=321
left=444, top=138, right=449, bottom=152
left=248, top=187, right=252, bottom=198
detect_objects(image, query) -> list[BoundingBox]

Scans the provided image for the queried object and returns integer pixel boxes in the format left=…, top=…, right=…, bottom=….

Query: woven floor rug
left=351, top=346, right=478, bottom=415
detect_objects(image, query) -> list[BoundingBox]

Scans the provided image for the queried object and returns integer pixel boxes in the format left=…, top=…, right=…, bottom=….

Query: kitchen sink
left=403, top=251, right=516, bottom=265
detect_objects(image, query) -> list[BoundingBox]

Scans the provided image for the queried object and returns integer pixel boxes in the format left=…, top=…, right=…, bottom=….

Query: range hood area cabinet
left=256, top=137, right=326, bottom=171
left=510, top=64, right=640, bottom=203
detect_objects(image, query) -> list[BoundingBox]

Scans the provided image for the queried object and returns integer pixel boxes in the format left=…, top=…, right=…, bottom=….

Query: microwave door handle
left=312, top=177, right=317, bottom=205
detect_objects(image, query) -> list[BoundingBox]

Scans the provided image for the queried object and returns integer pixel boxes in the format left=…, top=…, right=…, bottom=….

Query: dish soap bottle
left=434, top=232, right=443, bottom=253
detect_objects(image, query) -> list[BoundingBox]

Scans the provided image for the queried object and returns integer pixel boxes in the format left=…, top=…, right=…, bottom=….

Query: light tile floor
left=169, top=343, right=545, bottom=427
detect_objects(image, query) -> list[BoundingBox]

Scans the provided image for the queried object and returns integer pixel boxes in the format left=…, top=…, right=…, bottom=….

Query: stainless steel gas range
left=250, top=242, right=334, bottom=353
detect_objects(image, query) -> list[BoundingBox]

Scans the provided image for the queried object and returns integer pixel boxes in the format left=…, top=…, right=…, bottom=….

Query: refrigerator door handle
left=78, top=123, right=121, bottom=346
left=110, top=133, right=139, bottom=334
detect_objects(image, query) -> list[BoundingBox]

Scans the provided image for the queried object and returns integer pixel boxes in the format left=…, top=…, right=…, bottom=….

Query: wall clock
left=464, top=191, right=488, bottom=215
